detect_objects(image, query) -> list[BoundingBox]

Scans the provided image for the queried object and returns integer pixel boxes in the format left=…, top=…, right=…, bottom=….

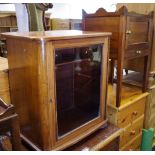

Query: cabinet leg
left=116, top=60, right=123, bottom=107
left=109, top=60, right=115, bottom=83
left=143, top=56, right=149, bottom=92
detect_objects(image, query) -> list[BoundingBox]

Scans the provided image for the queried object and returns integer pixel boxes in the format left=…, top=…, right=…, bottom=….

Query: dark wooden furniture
left=65, top=123, right=122, bottom=151
left=2, top=30, right=111, bottom=150
left=0, top=98, right=21, bottom=150
left=82, top=6, right=153, bottom=107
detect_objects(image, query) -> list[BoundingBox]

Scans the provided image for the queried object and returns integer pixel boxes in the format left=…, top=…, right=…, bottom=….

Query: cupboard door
left=125, top=16, right=150, bottom=50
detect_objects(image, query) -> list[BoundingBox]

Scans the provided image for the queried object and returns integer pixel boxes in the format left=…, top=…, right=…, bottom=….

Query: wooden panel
left=6, top=38, right=46, bottom=150
left=107, top=89, right=147, bottom=128
left=100, top=137, right=119, bottom=151
left=120, top=133, right=142, bottom=151
left=0, top=91, right=10, bottom=104
left=0, top=71, right=10, bottom=104
left=0, top=57, right=10, bottom=104
left=131, top=98, right=146, bottom=122
left=0, top=71, right=9, bottom=92
left=107, top=83, right=142, bottom=107
left=120, top=115, right=144, bottom=148
left=124, top=49, right=149, bottom=60
left=83, top=17, right=120, bottom=57
left=0, top=57, right=8, bottom=71
left=125, top=15, right=151, bottom=50
left=117, top=96, right=146, bottom=127
left=117, top=3, right=154, bottom=14
left=126, top=17, right=149, bottom=44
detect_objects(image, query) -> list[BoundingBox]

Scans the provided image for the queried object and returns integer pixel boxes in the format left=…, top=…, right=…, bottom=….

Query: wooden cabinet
left=107, top=83, right=149, bottom=150
left=2, top=30, right=111, bottom=150
left=82, top=6, right=153, bottom=107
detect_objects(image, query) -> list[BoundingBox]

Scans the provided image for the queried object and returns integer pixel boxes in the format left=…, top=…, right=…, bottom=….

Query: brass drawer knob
left=126, top=30, right=132, bottom=34
left=130, top=130, right=136, bottom=135
left=136, top=50, right=141, bottom=54
left=132, top=111, right=138, bottom=116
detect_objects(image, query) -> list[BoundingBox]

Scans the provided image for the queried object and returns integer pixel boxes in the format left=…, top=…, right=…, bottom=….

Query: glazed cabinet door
left=55, top=44, right=104, bottom=138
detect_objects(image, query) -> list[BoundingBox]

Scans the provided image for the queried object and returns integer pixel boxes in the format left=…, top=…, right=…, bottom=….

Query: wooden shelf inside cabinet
left=82, top=6, right=153, bottom=107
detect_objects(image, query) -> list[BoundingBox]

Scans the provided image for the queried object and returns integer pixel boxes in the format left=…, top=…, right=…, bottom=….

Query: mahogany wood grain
left=82, top=6, right=153, bottom=107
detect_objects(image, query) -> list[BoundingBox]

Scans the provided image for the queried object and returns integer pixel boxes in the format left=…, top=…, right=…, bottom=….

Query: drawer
left=117, top=96, right=146, bottom=127
left=120, top=134, right=142, bottom=151
left=120, top=115, right=144, bottom=148
left=131, top=97, right=146, bottom=122
left=124, top=49, right=149, bottom=60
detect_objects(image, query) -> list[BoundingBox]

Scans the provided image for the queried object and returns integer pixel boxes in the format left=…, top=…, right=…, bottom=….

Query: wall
left=117, top=3, right=154, bottom=14
left=0, top=3, right=117, bottom=19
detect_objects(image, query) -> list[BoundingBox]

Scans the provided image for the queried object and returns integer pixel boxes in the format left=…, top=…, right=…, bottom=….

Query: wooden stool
left=0, top=98, right=21, bottom=150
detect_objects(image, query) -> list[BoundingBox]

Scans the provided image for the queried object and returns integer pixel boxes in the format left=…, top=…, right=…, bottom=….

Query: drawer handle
left=121, top=118, right=126, bottom=123
left=136, top=50, right=141, bottom=54
left=132, top=111, right=138, bottom=116
left=126, top=30, right=132, bottom=34
left=130, top=130, right=136, bottom=135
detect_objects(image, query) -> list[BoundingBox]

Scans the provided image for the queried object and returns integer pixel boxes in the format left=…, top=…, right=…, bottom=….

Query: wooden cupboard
left=2, top=30, right=111, bottom=150
left=82, top=6, right=153, bottom=107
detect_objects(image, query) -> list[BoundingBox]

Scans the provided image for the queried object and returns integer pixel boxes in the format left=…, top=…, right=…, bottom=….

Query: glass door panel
left=55, top=44, right=103, bottom=138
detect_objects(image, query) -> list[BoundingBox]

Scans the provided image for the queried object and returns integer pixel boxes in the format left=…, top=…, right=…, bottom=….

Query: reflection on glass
left=55, top=44, right=103, bottom=138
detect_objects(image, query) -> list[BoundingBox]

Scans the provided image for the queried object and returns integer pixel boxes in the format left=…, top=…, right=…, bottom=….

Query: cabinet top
left=2, top=30, right=111, bottom=41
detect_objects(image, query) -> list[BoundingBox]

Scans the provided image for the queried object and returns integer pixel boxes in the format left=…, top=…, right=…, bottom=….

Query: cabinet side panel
left=6, top=38, right=47, bottom=149
left=83, top=17, right=120, bottom=59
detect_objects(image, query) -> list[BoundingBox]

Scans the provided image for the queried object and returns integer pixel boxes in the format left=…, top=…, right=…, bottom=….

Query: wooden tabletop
left=107, top=83, right=149, bottom=109
left=65, top=123, right=122, bottom=151
left=1, top=30, right=112, bottom=41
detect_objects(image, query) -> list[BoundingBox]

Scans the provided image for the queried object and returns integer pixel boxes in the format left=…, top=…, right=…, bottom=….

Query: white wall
left=0, top=4, right=15, bottom=12
left=0, top=2, right=117, bottom=19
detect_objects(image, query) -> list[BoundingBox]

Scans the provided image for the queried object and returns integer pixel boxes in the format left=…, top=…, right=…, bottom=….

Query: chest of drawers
left=107, top=83, right=149, bottom=150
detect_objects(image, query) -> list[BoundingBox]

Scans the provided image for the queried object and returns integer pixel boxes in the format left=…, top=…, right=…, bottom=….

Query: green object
left=140, top=128, right=154, bottom=151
